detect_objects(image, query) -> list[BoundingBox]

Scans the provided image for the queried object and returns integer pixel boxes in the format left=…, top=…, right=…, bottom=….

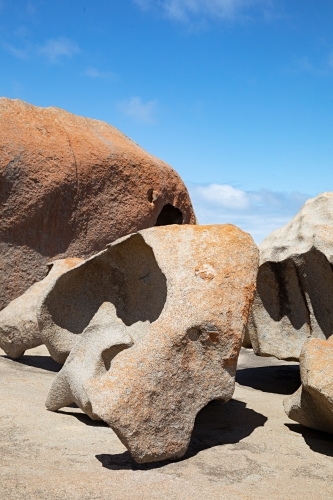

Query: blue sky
left=1, top=1, right=333, bottom=242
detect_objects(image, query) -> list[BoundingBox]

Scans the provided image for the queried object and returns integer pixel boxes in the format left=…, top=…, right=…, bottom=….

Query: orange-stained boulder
left=43, top=224, right=259, bottom=462
left=0, top=98, right=196, bottom=310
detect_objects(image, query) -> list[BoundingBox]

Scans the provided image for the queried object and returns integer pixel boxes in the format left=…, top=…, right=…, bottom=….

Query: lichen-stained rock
left=248, top=192, right=333, bottom=361
left=0, top=258, right=82, bottom=359
left=43, top=224, right=258, bottom=462
left=0, top=98, right=196, bottom=311
left=284, top=336, right=333, bottom=434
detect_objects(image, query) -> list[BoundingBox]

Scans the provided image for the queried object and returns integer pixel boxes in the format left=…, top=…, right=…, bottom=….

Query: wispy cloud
left=188, top=182, right=311, bottom=243
left=294, top=52, right=333, bottom=77
left=134, top=0, right=274, bottom=22
left=84, top=67, right=115, bottom=79
left=3, top=36, right=80, bottom=63
left=2, top=42, right=30, bottom=60
left=118, top=96, right=158, bottom=124
left=38, top=37, right=80, bottom=62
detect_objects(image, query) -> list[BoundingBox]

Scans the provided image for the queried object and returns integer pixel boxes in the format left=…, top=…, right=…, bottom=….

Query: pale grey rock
left=248, top=192, right=333, bottom=361
left=43, top=224, right=258, bottom=463
left=38, top=229, right=168, bottom=364
left=284, top=335, right=333, bottom=434
left=0, top=258, right=82, bottom=359
left=45, top=302, right=148, bottom=419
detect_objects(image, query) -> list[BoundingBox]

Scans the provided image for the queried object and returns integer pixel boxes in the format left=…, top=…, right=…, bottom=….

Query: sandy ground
left=1, top=345, right=333, bottom=500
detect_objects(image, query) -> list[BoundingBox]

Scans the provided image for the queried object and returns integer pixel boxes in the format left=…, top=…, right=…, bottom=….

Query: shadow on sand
left=95, top=398, right=267, bottom=471
left=285, top=423, right=333, bottom=458
left=56, top=409, right=109, bottom=427
left=236, top=365, right=301, bottom=395
left=2, top=354, right=62, bottom=373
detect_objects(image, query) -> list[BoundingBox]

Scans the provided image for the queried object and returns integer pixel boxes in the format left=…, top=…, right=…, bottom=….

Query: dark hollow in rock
left=155, top=204, right=183, bottom=226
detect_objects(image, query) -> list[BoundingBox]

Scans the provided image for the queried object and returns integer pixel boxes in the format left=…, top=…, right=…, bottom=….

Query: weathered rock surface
left=284, top=336, right=333, bottom=434
left=0, top=258, right=82, bottom=359
left=44, top=224, right=258, bottom=462
left=247, top=192, right=333, bottom=361
left=0, top=97, right=195, bottom=311
left=45, top=302, right=147, bottom=418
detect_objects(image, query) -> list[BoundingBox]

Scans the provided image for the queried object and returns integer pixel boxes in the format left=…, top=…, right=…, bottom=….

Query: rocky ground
left=1, top=346, right=333, bottom=500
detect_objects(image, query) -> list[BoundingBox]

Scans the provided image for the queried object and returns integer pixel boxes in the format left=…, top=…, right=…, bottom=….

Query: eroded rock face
left=248, top=192, right=333, bottom=361
left=44, top=224, right=258, bottom=463
left=284, top=336, right=333, bottom=434
left=0, top=98, right=195, bottom=311
left=0, top=258, right=82, bottom=359
left=45, top=302, right=148, bottom=418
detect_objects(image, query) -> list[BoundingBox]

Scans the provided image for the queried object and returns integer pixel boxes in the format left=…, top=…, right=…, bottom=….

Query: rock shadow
left=42, top=233, right=167, bottom=335
left=236, top=365, right=301, bottom=395
left=257, top=248, right=333, bottom=338
left=2, top=354, right=61, bottom=373
left=285, top=423, right=333, bottom=457
left=95, top=398, right=267, bottom=471
left=56, top=410, right=109, bottom=427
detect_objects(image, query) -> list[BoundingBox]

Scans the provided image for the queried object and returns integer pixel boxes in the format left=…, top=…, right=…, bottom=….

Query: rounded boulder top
left=0, top=97, right=196, bottom=310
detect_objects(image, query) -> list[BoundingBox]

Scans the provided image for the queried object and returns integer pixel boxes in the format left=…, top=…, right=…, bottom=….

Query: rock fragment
left=44, top=224, right=258, bottom=462
left=284, top=336, right=333, bottom=434
left=248, top=192, right=333, bottom=361
left=0, top=98, right=195, bottom=311
left=0, top=258, right=82, bottom=359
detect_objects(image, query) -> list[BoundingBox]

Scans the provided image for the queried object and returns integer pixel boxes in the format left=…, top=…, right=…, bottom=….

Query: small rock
left=284, top=336, right=333, bottom=434
left=0, top=258, right=82, bottom=359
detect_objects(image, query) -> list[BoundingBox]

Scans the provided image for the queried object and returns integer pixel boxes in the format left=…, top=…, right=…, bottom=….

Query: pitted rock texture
left=284, top=336, right=333, bottom=434
left=247, top=192, right=333, bottom=361
left=0, top=97, right=195, bottom=311
left=0, top=258, right=82, bottom=359
left=44, top=224, right=258, bottom=462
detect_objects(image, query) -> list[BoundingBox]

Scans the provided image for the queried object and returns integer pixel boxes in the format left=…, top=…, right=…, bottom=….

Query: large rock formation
left=0, top=98, right=195, bottom=311
left=0, top=259, right=82, bottom=359
left=43, top=224, right=258, bottom=462
left=247, top=192, right=333, bottom=361
left=284, top=336, right=333, bottom=434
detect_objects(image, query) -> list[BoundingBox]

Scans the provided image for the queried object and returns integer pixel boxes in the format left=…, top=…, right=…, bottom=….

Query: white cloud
left=38, top=37, right=80, bottom=62
left=134, top=0, right=273, bottom=22
left=188, top=182, right=311, bottom=243
left=118, top=96, right=158, bottom=124
left=195, top=183, right=250, bottom=209
left=84, top=67, right=115, bottom=79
